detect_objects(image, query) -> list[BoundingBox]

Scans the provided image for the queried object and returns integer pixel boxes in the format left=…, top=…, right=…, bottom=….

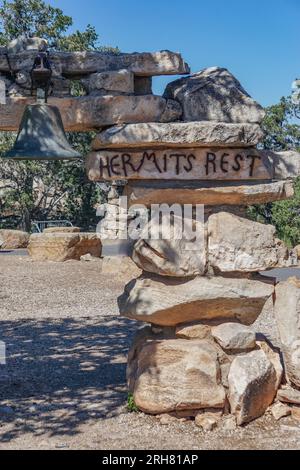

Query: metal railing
left=31, top=220, right=73, bottom=233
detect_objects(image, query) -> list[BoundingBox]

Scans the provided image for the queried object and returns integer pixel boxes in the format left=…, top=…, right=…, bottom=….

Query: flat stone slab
left=86, top=148, right=273, bottom=181
left=0, top=50, right=190, bottom=76
left=0, top=95, right=181, bottom=132
left=118, top=274, right=274, bottom=326
left=124, top=180, right=294, bottom=207
left=92, top=122, right=264, bottom=149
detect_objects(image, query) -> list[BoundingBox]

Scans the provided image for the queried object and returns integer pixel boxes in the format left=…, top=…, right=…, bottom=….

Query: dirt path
left=0, top=255, right=299, bottom=450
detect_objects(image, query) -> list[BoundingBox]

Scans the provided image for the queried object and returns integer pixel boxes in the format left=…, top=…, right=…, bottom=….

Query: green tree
left=249, top=96, right=300, bottom=246
left=0, top=0, right=117, bottom=231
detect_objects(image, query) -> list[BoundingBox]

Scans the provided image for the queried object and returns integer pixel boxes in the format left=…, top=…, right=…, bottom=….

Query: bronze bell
left=4, top=104, right=82, bottom=161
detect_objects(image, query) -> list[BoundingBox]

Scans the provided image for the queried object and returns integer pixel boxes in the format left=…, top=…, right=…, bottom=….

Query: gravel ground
left=0, top=254, right=300, bottom=450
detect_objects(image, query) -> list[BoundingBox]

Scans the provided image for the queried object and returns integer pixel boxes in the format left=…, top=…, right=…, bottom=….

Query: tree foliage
left=249, top=96, right=300, bottom=247
left=0, top=0, right=118, bottom=231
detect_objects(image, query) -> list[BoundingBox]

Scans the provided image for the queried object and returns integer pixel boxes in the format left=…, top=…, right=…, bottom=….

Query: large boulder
left=228, top=349, right=278, bottom=425
left=118, top=274, right=274, bottom=326
left=92, top=121, right=264, bottom=149
left=163, top=67, right=265, bottom=123
left=274, top=278, right=300, bottom=388
left=132, top=214, right=207, bottom=277
left=28, top=233, right=101, bottom=261
left=0, top=229, right=29, bottom=249
left=208, top=212, right=297, bottom=272
left=128, top=335, right=226, bottom=414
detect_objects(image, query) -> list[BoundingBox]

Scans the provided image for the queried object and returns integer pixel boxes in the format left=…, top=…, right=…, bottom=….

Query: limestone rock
left=208, top=212, right=297, bottom=272
left=175, top=322, right=212, bottom=340
left=0, top=49, right=189, bottom=76
left=124, top=180, right=294, bottom=207
left=163, top=67, right=265, bottom=123
left=28, top=233, right=101, bottom=262
left=211, top=323, right=256, bottom=351
left=195, top=412, right=220, bottom=431
left=128, top=338, right=226, bottom=414
left=43, top=227, right=80, bottom=233
left=271, top=402, right=291, bottom=420
left=291, top=407, right=300, bottom=420
left=132, top=214, right=207, bottom=277
left=228, top=349, right=278, bottom=425
left=277, top=387, right=300, bottom=405
left=256, top=340, right=283, bottom=390
left=0, top=95, right=182, bottom=132
left=7, top=36, right=48, bottom=54
left=221, top=415, right=237, bottom=430
left=274, top=278, right=300, bottom=388
left=92, top=121, right=264, bottom=149
left=82, top=70, right=134, bottom=95
left=265, top=150, right=300, bottom=180
left=80, top=254, right=101, bottom=262
left=118, top=274, right=274, bottom=326
left=0, top=229, right=29, bottom=249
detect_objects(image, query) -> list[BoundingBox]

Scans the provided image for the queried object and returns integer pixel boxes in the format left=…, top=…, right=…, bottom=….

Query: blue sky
left=50, top=0, right=300, bottom=107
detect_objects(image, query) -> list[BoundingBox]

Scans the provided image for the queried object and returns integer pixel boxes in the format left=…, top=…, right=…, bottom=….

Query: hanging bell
left=4, top=104, right=82, bottom=161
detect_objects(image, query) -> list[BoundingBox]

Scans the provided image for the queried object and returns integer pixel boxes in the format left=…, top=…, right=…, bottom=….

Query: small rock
left=221, top=415, right=237, bottom=431
left=80, top=253, right=101, bottom=262
left=211, top=323, right=256, bottom=351
left=291, top=407, right=300, bottom=421
left=271, top=402, right=291, bottom=420
left=277, top=387, right=300, bottom=405
left=159, top=414, right=178, bottom=425
left=175, top=322, right=211, bottom=340
left=195, top=413, right=219, bottom=431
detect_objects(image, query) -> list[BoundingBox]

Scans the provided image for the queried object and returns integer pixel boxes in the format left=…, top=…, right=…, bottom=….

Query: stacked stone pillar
left=87, top=65, right=300, bottom=427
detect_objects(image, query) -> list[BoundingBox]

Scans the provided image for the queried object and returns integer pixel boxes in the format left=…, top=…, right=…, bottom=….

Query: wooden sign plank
left=86, top=148, right=274, bottom=181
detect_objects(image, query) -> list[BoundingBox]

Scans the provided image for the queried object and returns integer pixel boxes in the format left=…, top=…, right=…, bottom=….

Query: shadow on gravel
left=0, top=316, right=137, bottom=441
